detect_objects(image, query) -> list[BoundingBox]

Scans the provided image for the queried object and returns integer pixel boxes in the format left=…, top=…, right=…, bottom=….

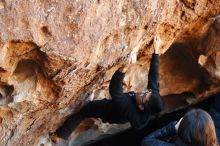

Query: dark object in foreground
left=84, top=96, right=215, bottom=146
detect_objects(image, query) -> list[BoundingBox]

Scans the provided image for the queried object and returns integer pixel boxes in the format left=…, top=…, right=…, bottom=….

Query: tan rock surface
left=0, top=0, right=220, bottom=145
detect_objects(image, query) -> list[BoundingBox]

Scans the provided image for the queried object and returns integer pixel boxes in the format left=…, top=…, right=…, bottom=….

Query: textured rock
left=199, top=17, right=220, bottom=81
left=0, top=0, right=220, bottom=145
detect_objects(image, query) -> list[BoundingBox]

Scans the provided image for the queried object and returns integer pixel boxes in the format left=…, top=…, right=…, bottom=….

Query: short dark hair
left=144, top=92, right=163, bottom=114
left=178, top=109, right=218, bottom=146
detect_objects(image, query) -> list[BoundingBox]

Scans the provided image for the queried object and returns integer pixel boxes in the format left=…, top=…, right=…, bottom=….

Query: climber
left=50, top=36, right=164, bottom=143
left=142, top=93, right=220, bottom=146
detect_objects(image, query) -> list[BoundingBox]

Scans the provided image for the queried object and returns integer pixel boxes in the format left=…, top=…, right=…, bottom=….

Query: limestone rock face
left=0, top=0, right=220, bottom=145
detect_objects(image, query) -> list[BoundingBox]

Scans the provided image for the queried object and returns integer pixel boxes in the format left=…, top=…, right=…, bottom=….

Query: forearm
left=109, top=70, right=125, bottom=99
left=147, top=53, right=160, bottom=92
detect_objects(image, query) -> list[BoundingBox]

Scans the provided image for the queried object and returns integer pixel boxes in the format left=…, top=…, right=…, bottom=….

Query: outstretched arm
left=109, top=67, right=127, bottom=102
left=147, top=54, right=159, bottom=92
left=147, top=36, right=161, bottom=92
left=142, top=121, right=177, bottom=146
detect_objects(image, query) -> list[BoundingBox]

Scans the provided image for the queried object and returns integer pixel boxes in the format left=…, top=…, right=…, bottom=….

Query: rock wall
left=0, top=0, right=220, bottom=145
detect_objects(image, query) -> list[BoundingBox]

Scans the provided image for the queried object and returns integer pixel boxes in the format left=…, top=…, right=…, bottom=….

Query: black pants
left=56, top=99, right=127, bottom=140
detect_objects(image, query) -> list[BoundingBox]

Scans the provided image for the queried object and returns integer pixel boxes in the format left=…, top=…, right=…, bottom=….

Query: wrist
left=119, top=66, right=128, bottom=73
left=154, top=48, right=159, bottom=54
left=154, top=51, right=159, bottom=54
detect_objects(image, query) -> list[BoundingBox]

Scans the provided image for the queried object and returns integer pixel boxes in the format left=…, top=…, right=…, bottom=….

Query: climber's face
left=135, top=89, right=152, bottom=111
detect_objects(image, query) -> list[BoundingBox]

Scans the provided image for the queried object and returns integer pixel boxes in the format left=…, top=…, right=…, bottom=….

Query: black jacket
left=142, top=122, right=188, bottom=146
left=109, top=54, right=162, bottom=130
